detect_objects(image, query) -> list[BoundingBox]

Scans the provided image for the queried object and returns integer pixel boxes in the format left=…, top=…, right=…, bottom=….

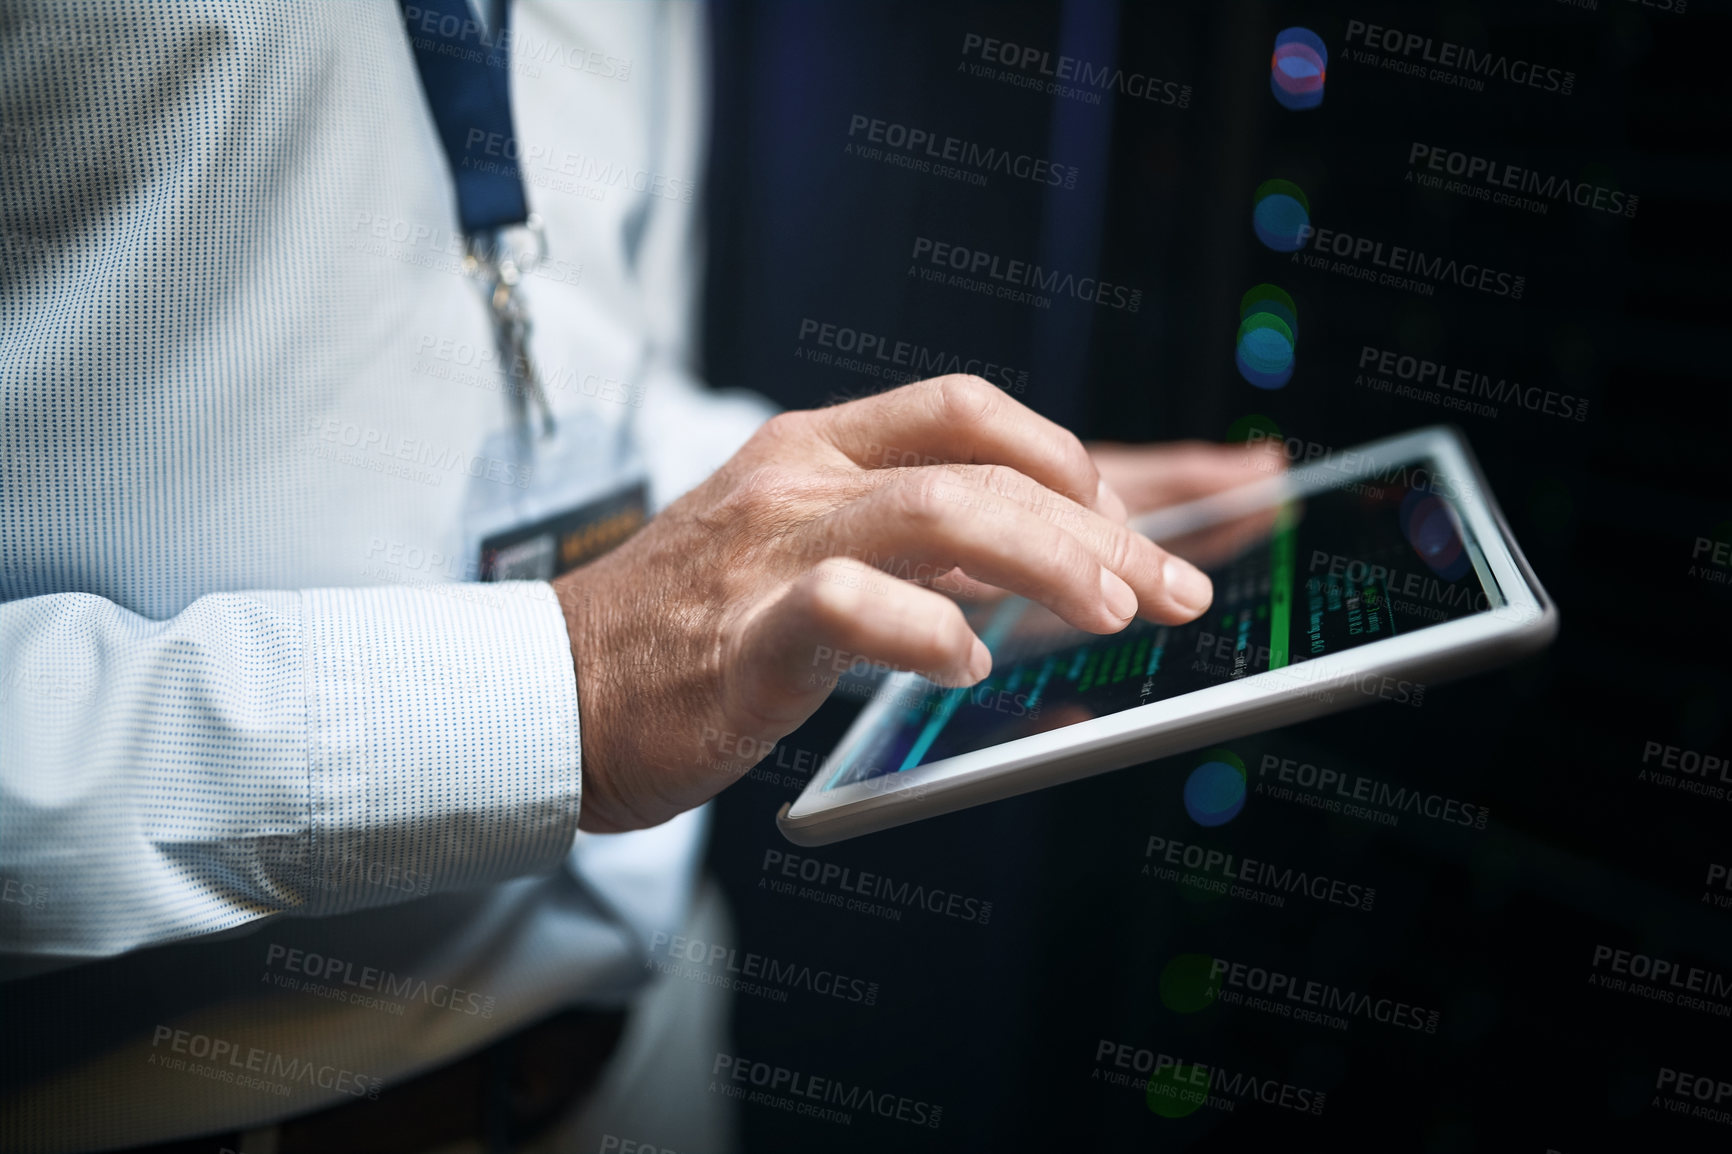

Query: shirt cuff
left=299, top=582, right=582, bottom=914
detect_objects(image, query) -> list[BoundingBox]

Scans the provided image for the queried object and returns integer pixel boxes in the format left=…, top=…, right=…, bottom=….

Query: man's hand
left=555, top=376, right=1258, bottom=833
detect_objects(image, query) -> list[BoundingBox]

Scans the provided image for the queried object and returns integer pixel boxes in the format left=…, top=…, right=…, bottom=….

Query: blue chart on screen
left=1253, top=179, right=1311, bottom=252
left=1183, top=757, right=1246, bottom=827
left=1271, top=28, right=1327, bottom=110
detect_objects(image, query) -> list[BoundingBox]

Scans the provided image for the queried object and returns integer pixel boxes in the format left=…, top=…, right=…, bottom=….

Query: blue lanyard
left=395, top=0, right=527, bottom=233
left=396, top=0, right=555, bottom=433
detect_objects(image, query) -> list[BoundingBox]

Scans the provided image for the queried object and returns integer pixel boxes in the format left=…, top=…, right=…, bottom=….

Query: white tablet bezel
left=777, top=426, right=1557, bottom=845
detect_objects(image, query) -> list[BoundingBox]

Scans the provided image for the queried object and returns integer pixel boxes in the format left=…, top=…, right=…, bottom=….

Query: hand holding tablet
left=556, top=375, right=1251, bottom=833
left=779, top=426, right=1556, bottom=844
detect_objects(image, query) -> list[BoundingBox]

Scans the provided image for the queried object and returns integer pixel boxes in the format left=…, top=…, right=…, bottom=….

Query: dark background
left=699, top=1, right=1730, bottom=1150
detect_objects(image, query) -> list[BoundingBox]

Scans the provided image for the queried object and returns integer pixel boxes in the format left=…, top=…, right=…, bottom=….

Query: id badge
left=459, top=418, right=648, bottom=582
left=480, top=481, right=646, bottom=580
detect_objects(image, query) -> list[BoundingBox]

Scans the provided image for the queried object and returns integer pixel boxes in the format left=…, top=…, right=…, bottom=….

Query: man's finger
left=816, top=375, right=1118, bottom=517
left=729, top=557, right=989, bottom=732
left=913, top=462, right=1214, bottom=624
left=816, top=468, right=1213, bottom=631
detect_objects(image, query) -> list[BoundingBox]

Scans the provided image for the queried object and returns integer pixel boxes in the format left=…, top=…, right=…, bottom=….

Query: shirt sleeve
left=0, top=581, right=583, bottom=967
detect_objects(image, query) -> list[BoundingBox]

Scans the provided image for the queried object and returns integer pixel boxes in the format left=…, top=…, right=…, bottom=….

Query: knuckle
left=1100, top=525, right=1142, bottom=575
left=736, top=463, right=798, bottom=502
left=754, top=410, right=809, bottom=446
left=1055, top=431, right=1095, bottom=499
left=725, top=463, right=804, bottom=521
left=931, top=373, right=998, bottom=429
left=975, top=462, right=1023, bottom=496
left=1061, top=535, right=1104, bottom=589
left=1045, top=495, right=1089, bottom=534
left=892, top=470, right=951, bottom=525
left=1039, top=484, right=1085, bottom=526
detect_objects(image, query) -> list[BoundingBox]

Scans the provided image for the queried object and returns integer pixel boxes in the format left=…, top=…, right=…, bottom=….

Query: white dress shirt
left=0, top=2, right=772, bottom=1148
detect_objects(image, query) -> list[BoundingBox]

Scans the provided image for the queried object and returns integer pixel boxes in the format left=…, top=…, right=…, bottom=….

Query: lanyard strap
left=396, top=0, right=555, bottom=434
left=395, top=0, right=528, bottom=233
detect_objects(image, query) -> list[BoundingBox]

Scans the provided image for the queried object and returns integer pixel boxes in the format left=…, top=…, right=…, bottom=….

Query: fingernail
left=1163, top=556, right=1213, bottom=615
left=1100, top=568, right=1138, bottom=623
left=967, top=637, right=993, bottom=682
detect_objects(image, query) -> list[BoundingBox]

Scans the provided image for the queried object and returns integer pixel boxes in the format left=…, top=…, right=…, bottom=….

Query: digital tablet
left=776, top=425, right=1556, bottom=845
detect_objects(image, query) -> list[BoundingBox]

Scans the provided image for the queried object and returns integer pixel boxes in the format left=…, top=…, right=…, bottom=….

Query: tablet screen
left=824, top=465, right=1502, bottom=788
